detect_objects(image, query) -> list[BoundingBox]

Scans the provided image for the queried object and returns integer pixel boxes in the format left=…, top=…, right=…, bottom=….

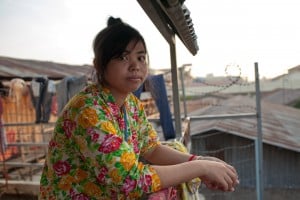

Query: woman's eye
left=119, top=55, right=128, bottom=61
left=138, top=56, right=146, bottom=63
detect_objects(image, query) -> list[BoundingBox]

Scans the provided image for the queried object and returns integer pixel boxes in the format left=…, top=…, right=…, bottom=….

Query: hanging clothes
left=56, top=76, right=87, bottom=114
left=30, top=77, right=54, bottom=123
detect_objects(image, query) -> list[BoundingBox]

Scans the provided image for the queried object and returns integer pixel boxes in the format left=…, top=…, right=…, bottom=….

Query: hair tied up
left=107, top=16, right=123, bottom=27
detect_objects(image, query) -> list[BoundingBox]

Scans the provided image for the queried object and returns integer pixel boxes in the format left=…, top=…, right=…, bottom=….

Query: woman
left=39, top=17, right=239, bottom=199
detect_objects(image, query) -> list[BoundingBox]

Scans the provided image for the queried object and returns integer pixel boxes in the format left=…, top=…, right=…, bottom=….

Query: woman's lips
left=127, top=76, right=142, bottom=81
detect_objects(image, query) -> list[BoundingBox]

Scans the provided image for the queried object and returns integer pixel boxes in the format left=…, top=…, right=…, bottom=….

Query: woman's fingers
left=202, top=161, right=240, bottom=192
left=227, top=164, right=239, bottom=187
left=202, top=158, right=239, bottom=186
left=223, top=164, right=239, bottom=191
left=202, top=180, right=220, bottom=190
left=224, top=173, right=235, bottom=191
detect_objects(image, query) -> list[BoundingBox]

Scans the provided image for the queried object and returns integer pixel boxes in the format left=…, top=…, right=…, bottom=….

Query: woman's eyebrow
left=124, top=48, right=146, bottom=54
left=136, top=50, right=146, bottom=54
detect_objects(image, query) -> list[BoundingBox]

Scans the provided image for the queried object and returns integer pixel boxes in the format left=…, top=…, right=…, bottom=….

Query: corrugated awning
left=137, top=0, right=198, bottom=55
left=0, top=56, right=93, bottom=80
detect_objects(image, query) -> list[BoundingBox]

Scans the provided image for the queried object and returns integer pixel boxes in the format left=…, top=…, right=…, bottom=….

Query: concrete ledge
left=0, top=180, right=40, bottom=196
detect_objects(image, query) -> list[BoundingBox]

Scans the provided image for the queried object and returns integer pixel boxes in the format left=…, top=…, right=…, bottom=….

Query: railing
left=0, top=121, right=55, bottom=196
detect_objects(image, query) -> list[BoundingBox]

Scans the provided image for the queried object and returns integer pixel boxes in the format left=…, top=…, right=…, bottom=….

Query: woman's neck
left=110, top=90, right=128, bottom=108
left=101, top=83, right=128, bottom=108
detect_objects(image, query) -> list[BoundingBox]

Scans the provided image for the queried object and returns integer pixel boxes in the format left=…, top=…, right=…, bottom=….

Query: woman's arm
left=144, top=143, right=239, bottom=192
left=143, top=143, right=192, bottom=164
left=136, top=98, right=239, bottom=192
left=143, top=143, right=225, bottom=165
left=152, top=159, right=238, bottom=192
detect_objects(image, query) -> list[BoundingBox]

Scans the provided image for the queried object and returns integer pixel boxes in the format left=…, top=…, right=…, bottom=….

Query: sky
left=1, top=0, right=300, bottom=80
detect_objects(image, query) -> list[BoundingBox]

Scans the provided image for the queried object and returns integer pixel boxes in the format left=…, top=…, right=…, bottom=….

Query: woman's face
left=103, top=40, right=148, bottom=98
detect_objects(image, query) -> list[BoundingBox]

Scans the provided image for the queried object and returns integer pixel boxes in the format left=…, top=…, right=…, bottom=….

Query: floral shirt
left=39, top=84, right=162, bottom=200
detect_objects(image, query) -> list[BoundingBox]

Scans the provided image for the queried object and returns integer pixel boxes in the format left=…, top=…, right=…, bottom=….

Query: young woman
left=39, top=17, right=239, bottom=200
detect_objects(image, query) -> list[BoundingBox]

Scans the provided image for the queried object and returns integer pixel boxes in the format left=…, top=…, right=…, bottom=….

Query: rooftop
left=189, top=95, right=300, bottom=152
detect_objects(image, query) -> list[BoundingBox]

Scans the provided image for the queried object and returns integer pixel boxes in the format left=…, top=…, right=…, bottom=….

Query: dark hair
left=93, top=16, right=148, bottom=84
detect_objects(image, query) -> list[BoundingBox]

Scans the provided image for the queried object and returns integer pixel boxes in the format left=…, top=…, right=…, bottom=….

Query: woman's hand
left=197, top=160, right=239, bottom=192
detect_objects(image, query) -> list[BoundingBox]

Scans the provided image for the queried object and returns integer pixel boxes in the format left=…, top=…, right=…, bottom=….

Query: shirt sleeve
left=132, top=96, right=160, bottom=156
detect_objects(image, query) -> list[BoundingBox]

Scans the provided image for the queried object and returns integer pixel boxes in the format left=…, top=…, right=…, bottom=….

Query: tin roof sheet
left=190, top=95, right=300, bottom=152
left=0, top=56, right=93, bottom=80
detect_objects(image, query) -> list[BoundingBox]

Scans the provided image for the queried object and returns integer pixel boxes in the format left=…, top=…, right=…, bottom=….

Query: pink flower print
left=140, top=174, right=152, bottom=192
left=117, top=116, right=126, bottom=130
left=93, top=99, right=98, bottom=106
left=72, top=193, right=90, bottom=200
left=98, top=134, right=122, bottom=153
left=169, top=188, right=177, bottom=199
left=132, top=107, right=139, bottom=121
left=107, top=102, right=119, bottom=116
left=53, top=160, right=71, bottom=176
left=129, top=106, right=135, bottom=113
left=105, top=112, right=112, bottom=120
left=70, top=189, right=89, bottom=200
left=144, top=175, right=152, bottom=186
left=62, top=110, right=69, bottom=119
left=110, top=189, right=117, bottom=200
left=131, top=132, right=139, bottom=153
left=97, top=166, right=108, bottom=184
left=91, top=133, right=99, bottom=142
left=122, top=176, right=137, bottom=195
left=70, top=188, right=76, bottom=198
left=133, top=112, right=139, bottom=121
left=49, top=139, right=57, bottom=148
left=87, top=128, right=99, bottom=142
left=62, top=119, right=76, bottom=138
left=87, top=127, right=95, bottom=135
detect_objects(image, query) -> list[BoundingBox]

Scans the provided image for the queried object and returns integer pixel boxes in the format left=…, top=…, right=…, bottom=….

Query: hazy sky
left=1, top=0, right=300, bottom=80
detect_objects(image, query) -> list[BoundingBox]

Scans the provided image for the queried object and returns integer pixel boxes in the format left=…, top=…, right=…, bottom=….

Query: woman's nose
left=129, top=59, right=140, bottom=71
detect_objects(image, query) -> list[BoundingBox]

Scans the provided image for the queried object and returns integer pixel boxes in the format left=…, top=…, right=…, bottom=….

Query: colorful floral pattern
left=39, top=84, right=162, bottom=199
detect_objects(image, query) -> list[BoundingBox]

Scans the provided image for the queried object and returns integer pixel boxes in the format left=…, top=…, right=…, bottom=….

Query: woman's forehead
left=125, top=40, right=146, bottom=53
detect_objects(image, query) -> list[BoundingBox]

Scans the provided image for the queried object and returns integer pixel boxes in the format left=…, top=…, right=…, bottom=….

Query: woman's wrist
left=196, top=155, right=204, bottom=160
left=188, top=154, right=206, bottom=161
left=189, top=154, right=206, bottom=161
left=188, top=154, right=197, bottom=161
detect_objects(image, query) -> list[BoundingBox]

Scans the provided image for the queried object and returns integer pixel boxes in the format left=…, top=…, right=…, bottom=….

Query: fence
left=0, top=84, right=56, bottom=196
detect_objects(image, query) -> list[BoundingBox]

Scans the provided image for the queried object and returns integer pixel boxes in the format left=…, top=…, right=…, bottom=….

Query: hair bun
left=107, top=16, right=123, bottom=26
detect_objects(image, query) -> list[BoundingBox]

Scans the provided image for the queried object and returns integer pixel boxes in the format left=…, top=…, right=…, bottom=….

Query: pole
left=170, top=34, right=182, bottom=137
left=255, top=62, right=264, bottom=200
left=179, top=65, right=188, bottom=118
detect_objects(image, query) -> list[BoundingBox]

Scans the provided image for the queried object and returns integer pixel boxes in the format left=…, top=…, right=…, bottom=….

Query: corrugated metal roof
left=137, top=0, right=198, bottom=55
left=190, top=96, right=300, bottom=152
left=0, top=56, right=93, bottom=80
left=263, top=89, right=300, bottom=105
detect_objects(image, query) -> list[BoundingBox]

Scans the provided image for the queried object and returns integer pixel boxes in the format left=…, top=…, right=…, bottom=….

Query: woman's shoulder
left=82, top=83, right=100, bottom=94
left=128, top=93, right=142, bottom=105
left=61, top=84, right=100, bottom=109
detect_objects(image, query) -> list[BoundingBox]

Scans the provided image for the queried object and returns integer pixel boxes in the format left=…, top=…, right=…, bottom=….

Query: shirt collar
left=97, top=84, right=130, bottom=107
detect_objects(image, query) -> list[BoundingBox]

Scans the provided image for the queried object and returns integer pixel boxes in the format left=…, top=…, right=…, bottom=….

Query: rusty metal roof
left=0, top=56, right=93, bottom=80
left=190, top=95, right=300, bottom=152
left=137, top=0, right=198, bottom=55
left=263, top=88, right=300, bottom=105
